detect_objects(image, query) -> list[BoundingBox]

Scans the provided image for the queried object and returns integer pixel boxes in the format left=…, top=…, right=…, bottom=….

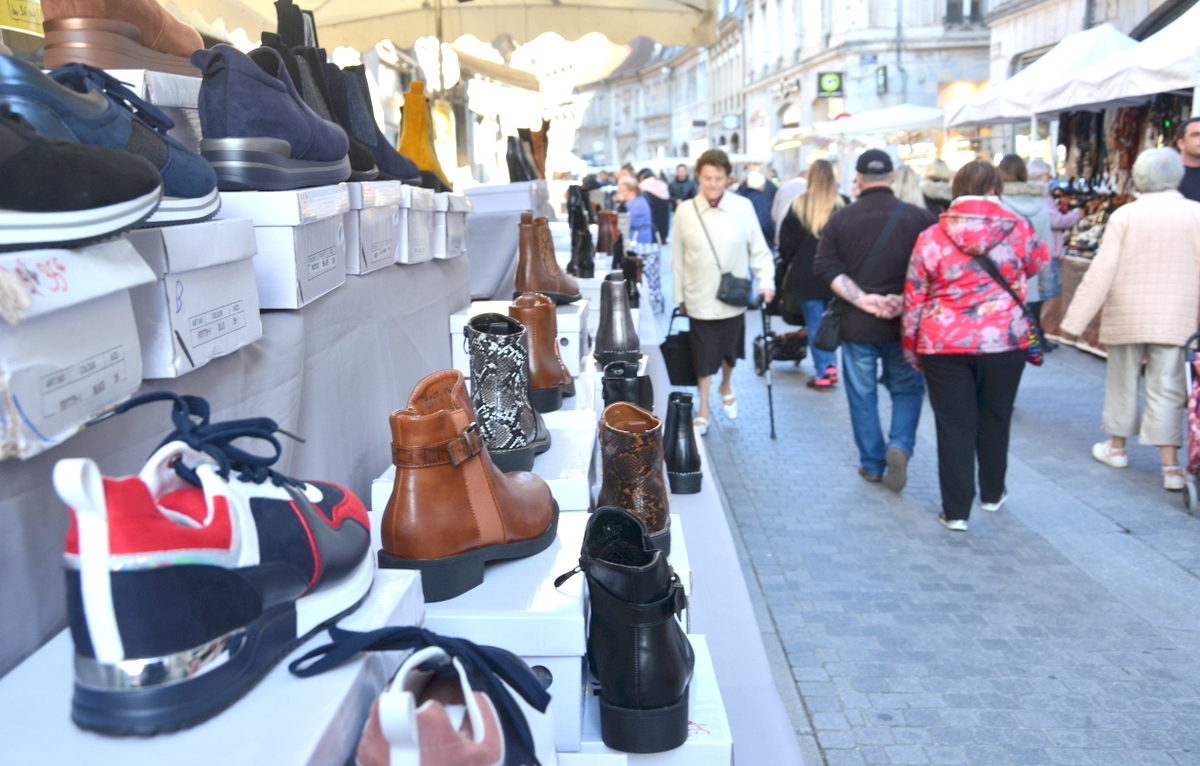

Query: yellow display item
left=397, top=80, right=451, bottom=189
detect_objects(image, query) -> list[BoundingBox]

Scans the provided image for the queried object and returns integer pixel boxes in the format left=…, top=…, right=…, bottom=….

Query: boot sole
left=667, top=470, right=703, bottom=495
left=491, top=428, right=555, bottom=472
left=529, top=385, right=563, bottom=413
left=0, top=186, right=161, bottom=252
left=378, top=505, right=559, bottom=602
left=201, top=138, right=352, bottom=191
left=594, top=350, right=641, bottom=366
left=513, top=289, right=582, bottom=305
left=599, top=686, right=690, bottom=753
left=561, top=378, right=577, bottom=398
left=145, top=188, right=222, bottom=226
left=44, top=19, right=200, bottom=77
left=71, top=554, right=374, bottom=735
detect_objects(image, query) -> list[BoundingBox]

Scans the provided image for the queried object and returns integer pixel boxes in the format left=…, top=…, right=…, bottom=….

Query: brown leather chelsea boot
left=509, top=292, right=575, bottom=412
left=513, top=211, right=581, bottom=304
left=380, top=369, right=559, bottom=602
left=595, top=209, right=615, bottom=255
left=597, top=402, right=670, bottom=554
left=43, top=0, right=204, bottom=76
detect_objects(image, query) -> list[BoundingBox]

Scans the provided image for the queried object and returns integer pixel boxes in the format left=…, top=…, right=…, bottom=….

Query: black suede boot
left=556, top=507, right=693, bottom=754
left=663, top=392, right=702, bottom=493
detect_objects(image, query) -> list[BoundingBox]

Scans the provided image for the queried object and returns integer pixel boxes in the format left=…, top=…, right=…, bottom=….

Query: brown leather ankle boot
left=43, top=0, right=204, bottom=75
left=380, top=370, right=559, bottom=602
left=514, top=211, right=581, bottom=304
left=597, top=402, right=670, bottom=554
left=510, top=292, right=575, bottom=411
left=596, top=210, right=615, bottom=254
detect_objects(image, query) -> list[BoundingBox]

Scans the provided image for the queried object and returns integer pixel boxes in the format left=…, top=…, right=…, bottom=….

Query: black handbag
left=694, top=199, right=754, bottom=308
left=659, top=308, right=698, bottom=386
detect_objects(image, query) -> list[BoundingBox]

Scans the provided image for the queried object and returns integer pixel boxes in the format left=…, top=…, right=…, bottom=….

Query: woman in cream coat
left=1061, top=148, right=1200, bottom=491
left=672, top=149, right=775, bottom=435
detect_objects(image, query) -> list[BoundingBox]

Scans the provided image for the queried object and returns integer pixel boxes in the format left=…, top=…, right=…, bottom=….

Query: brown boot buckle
left=393, top=422, right=483, bottom=467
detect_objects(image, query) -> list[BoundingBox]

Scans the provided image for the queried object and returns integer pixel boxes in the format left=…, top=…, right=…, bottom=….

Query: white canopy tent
left=1031, top=4, right=1200, bottom=116
left=945, top=23, right=1136, bottom=127
left=815, top=104, right=944, bottom=136
left=166, top=0, right=719, bottom=50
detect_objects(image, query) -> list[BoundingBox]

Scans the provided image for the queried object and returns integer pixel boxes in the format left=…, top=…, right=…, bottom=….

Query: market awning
left=167, top=0, right=719, bottom=50
left=815, top=104, right=944, bottom=136
left=945, top=23, right=1136, bottom=127
left=1031, top=4, right=1200, bottom=116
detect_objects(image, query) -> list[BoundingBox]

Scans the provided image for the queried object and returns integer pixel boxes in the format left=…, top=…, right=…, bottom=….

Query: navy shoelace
left=97, top=391, right=304, bottom=488
left=50, top=63, right=176, bottom=135
left=289, top=626, right=551, bottom=766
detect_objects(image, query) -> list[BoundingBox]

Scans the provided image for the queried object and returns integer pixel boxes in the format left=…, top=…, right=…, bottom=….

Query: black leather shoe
left=594, top=273, right=640, bottom=365
left=602, top=360, right=654, bottom=411
left=663, top=392, right=702, bottom=494
left=557, top=507, right=693, bottom=754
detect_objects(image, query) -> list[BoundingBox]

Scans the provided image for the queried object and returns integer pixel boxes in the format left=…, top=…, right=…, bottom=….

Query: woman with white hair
left=1061, top=147, right=1200, bottom=491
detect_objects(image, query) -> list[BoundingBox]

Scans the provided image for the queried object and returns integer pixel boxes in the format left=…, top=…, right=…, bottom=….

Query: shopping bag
left=659, top=308, right=697, bottom=386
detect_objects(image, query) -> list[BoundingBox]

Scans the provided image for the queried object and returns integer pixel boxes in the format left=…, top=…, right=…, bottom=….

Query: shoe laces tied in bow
left=50, top=63, right=176, bottom=135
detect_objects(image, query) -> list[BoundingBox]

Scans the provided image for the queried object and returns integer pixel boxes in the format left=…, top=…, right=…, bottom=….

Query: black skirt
left=688, top=314, right=745, bottom=377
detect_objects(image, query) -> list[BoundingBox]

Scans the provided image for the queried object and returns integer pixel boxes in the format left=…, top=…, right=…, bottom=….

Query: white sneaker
left=938, top=514, right=968, bottom=532
left=721, top=392, right=738, bottom=420
left=693, top=416, right=709, bottom=437
left=980, top=491, right=1007, bottom=512
left=1091, top=440, right=1129, bottom=469
left=1163, top=466, right=1186, bottom=491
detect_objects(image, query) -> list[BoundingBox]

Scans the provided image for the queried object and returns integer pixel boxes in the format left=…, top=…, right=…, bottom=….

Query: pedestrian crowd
left=604, top=117, right=1200, bottom=532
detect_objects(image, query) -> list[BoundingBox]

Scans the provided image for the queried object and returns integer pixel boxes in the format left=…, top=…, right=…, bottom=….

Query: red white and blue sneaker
left=53, top=392, right=374, bottom=735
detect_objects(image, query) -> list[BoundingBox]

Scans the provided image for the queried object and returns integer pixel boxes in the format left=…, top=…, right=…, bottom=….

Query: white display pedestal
left=424, top=510, right=591, bottom=752
left=539, top=408, right=599, bottom=512
left=0, top=570, right=424, bottom=766
left=561, top=635, right=731, bottom=766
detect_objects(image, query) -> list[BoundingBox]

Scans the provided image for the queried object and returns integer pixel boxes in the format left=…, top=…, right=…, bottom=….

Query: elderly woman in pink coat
left=1061, top=148, right=1200, bottom=491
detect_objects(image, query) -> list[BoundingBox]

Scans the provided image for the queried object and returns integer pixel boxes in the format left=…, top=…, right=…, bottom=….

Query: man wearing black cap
left=813, top=149, right=937, bottom=491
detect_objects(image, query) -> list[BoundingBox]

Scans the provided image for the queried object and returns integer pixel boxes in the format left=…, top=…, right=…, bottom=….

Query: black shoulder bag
left=813, top=202, right=907, bottom=352
left=969, top=252, right=1044, bottom=366
left=693, top=198, right=754, bottom=307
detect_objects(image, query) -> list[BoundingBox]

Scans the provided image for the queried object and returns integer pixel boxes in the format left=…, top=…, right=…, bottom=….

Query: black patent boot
left=568, top=220, right=595, bottom=278
left=466, top=313, right=551, bottom=471
left=594, top=272, right=640, bottom=365
left=602, top=360, right=654, bottom=411
left=663, top=392, right=702, bottom=494
left=610, top=232, right=626, bottom=273
left=556, top=507, right=693, bottom=754
left=622, top=256, right=641, bottom=309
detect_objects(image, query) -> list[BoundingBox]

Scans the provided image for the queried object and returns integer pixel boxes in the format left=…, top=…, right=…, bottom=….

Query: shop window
left=946, top=0, right=983, bottom=25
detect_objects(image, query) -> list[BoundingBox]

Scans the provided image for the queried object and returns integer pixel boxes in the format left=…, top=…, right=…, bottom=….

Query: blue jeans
left=802, top=299, right=836, bottom=374
left=840, top=341, right=925, bottom=475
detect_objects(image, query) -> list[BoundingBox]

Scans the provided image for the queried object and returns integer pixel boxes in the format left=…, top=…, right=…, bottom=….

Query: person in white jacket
left=671, top=149, right=775, bottom=435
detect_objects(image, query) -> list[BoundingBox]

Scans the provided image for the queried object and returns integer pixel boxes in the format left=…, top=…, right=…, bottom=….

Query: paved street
left=682, top=305, right=1200, bottom=766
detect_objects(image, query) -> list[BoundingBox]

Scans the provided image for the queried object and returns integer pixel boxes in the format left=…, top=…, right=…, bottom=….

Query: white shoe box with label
left=343, top=181, right=404, bottom=276
left=560, top=635, right=731, bottom=766
left=126, top=218, right=262, bottom=378
left=397, top=185, right=436, bottom=265
left=0, top=569, right=424, bottom=766
left=465, top=179, right=551, bottom=216
left=217, top=185, right=349, bottom=309
left=0, top=239, right=154, bottom=460
left=449, top=298, right=589, bottom=378
left=107, top=69, right=201, bottom=153
left=433, top=192, right=472, bottom=259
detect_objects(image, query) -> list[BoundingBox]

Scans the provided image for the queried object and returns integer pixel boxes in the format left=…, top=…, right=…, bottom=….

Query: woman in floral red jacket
left=901, top=161, right=1049, bottom=531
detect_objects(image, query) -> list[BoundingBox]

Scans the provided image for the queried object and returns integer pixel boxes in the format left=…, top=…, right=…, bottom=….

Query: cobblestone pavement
left=685, top=304, right=1200, bottom=766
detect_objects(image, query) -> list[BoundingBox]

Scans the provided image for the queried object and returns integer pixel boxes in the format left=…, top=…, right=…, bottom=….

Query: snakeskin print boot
left=466, top=313, right=551, bottom=472
left=597, top=402, right=670, bottom=554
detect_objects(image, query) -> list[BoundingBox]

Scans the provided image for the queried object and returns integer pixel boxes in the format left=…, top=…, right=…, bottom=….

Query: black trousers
left=921, top=351, right=1026, bottom=520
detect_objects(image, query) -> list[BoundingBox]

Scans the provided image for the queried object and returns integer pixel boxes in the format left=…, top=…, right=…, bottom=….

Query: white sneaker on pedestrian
left=721, top=391, right=738, bottom=420
left=1163, top=466, right=1186, bottom=491
left=1091, top=440, right=1129, bottom=469
left=980, top=491, right=1007, bottom=512
left=693, top=416, right=709, bottom=437
left=938, top=514, right=968, bottom=532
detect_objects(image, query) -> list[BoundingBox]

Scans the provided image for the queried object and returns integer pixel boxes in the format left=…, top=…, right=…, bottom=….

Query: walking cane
left=759, top=297, right=777, bottom=440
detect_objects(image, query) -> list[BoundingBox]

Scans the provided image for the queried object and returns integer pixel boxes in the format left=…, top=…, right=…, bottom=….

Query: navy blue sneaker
left=53, top=393, right=374, bottom=735
left=0, top=55, right=217, bottom=225
left=192, top=44, right=351, bottom=191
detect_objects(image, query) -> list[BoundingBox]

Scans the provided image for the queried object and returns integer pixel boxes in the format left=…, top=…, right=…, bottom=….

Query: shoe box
left=465, top=179, right=552, bottom=216
left=217, top=184, right=349, bottom=309
left=106, top=69, right=202, bottom=153
left=0, top=569, right=425, bottom=766
left=344, top=181, right=404, bottom=275
left=560, top=635, right=732, bottom=766
left=433, top=192, right=472, bottom=260
left=397, top=185, right=436, bottom=265
left=0, top=239, right=154, bottom=460
left=126, top=218, right=262, bottom=378
left=449, top=298, right=590, bottom=378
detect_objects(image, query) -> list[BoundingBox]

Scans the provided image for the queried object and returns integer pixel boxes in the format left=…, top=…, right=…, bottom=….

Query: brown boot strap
left=393, top=423, right=483, bottom=467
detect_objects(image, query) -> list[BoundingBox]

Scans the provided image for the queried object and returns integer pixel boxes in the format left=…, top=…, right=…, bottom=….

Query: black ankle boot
left=594, top=273, right=639, bottom=365
left=610, top=233, right=626, bottom=272
left=602, top=360, right=653, bottom=411
left=621, top=257, right=640, bottom=309
left=506, top=136, right=529, bottom=183
left=556, top=507, right=693, bottom=754
left=568, top=225, right=595, bottom=278
left=663, top=392, right=702, bottom=493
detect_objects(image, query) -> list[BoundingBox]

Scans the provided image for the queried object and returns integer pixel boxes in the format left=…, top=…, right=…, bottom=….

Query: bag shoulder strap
left=969, top=248, right=1034, bottom=321
left=693, top=197, right=724, bottom=271
left=858, top=201, right=907, bottom=276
